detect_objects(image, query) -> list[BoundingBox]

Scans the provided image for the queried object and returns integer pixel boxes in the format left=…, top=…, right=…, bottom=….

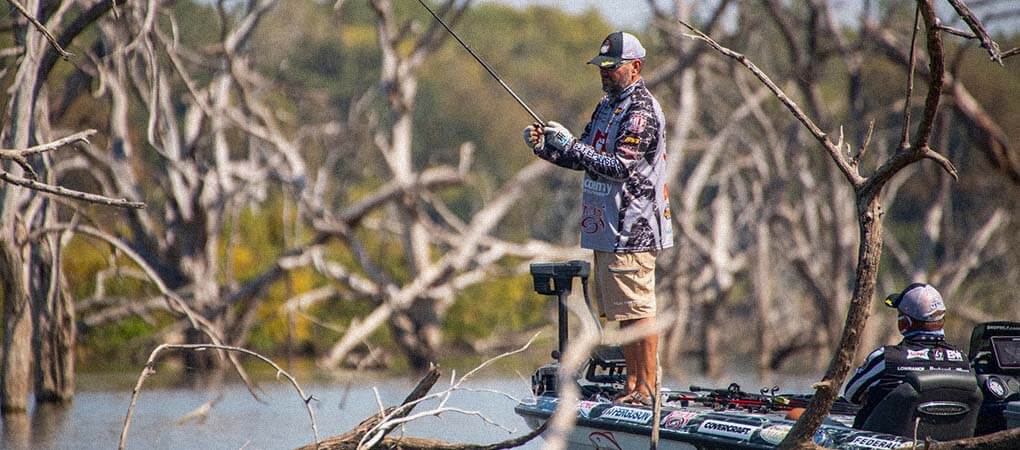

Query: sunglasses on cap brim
left=884, top=282, right=931, bottom=308
left=598, top=60, right=637, bottom=70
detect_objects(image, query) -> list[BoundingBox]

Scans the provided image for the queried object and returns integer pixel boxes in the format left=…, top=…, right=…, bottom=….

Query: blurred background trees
left=1, top=0, right=1017, bottom=412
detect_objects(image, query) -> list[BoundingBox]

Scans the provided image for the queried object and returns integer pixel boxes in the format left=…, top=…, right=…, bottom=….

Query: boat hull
left=516, top=396, right=917, bottom=450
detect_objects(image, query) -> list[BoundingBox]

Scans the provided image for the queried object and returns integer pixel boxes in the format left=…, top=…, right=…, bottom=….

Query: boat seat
left=861, top=370, right=982, bottom=441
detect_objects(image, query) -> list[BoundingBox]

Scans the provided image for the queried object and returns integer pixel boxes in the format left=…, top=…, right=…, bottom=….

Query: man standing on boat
left=844, top=283, right=971, bottom=428
left=523, top=31, right=674, bottom=406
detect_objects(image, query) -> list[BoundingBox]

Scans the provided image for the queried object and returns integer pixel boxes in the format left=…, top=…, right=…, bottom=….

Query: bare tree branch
left=0, top=170, right=146, bottom=208
left=4, top=0, right=73, bottom=59
left=119, top=344, right=320, bottom=450
left=900, top=5, right=922, bottom=149
left=676, top=20, right=864, bottom=188
left=944, top=0, right=1003, bottom=64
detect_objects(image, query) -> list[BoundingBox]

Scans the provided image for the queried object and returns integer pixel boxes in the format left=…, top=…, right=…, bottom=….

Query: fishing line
left=414, top=0, right=545, bottom=125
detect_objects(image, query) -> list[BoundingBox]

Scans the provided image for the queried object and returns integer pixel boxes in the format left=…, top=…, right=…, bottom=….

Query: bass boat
left=515, top=261, right=1020, bottom=449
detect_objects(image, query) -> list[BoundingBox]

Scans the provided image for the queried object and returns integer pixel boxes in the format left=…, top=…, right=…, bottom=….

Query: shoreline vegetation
left=1, top=0, right=1018, bottom=448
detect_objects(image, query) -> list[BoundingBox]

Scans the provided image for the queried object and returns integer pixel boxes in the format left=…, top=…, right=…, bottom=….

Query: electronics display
left=991, top=337, right=1020, bottom=370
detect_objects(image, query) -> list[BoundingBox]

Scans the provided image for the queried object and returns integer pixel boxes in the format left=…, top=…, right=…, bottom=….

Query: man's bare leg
left=621, top=338, right=638, bottom=395
left=637, top=319, right=658, bottom=398
left=621, top=317, right=657, bottom=399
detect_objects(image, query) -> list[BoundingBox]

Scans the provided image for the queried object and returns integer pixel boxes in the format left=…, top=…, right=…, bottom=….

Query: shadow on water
left=0, top=355, right=823, bottom=450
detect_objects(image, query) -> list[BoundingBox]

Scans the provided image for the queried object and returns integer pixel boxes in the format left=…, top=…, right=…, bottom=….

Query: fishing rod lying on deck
left=413, top=0, right=546, bottom=126
left=666, top=383, right=861, bottom=416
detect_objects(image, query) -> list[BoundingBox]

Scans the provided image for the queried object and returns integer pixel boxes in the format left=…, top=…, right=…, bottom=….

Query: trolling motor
left=530, top=260, right=592, bottom=360
left=528, top=261, right=627, bottom=398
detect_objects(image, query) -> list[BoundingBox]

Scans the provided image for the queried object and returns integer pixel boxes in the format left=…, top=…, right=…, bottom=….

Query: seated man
left=844, top=283, right=971, bottom=428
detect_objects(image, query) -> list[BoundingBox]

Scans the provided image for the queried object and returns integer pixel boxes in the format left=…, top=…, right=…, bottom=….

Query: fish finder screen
left=991, top=337, right=1020, bottom=369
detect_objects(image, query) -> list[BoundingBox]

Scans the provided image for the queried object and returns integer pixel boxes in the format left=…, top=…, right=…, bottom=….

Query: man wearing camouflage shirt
left=524, top=31, right=674, bottom=406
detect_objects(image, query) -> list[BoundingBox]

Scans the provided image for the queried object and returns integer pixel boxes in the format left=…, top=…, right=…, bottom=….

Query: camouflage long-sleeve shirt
left=534, top=79, right=674, bottom=253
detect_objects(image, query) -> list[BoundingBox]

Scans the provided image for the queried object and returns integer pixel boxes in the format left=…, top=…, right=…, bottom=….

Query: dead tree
left=311, top=0, right=584, bottom=371
left=676, top=0, right=1016, bottom=447
left=1, top=0, right=137, bottom=414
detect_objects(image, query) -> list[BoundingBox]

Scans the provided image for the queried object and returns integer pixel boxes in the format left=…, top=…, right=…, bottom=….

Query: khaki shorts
left=593, top=250, right=657, bottom=321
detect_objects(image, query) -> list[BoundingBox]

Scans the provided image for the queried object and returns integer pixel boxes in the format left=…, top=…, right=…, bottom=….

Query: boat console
left=968, top=321, right=1020, bottom=434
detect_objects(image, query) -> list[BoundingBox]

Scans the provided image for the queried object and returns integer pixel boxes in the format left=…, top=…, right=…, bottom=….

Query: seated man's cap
left=885, top=283, right=946, bottom=322
left=588, top=31, right=646, bottom=69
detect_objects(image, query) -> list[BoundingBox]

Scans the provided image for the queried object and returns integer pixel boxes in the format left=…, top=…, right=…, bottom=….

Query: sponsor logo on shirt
left=947, top=349, right=964, bottom=361
left=583, top=178, right=611, bottom=196
left=697, top=420, right=758, bottom=440
left=907, top=349, right=930, bottom=360
left=661, top=410, right=700, bottom=430
left=626, top=115, right=647, bottom=133
left=593, top=130, right=609, bottom=153
left=601, top=406, right=653, bottom=424
left=581, top=204, right=606, bottom=234
left=622, top=136, right=641, bottom=145
left=849, top=436, right=909, bottom=449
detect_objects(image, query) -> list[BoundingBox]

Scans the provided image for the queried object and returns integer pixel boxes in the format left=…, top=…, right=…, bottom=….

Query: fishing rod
left=677, top=385, right=861, bottom=416
left=414, top=0, right=546, bottom=126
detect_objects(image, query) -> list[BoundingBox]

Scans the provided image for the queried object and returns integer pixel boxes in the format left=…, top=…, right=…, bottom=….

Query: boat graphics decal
left=697, top=420, right=760, bottom=440
left=588, top=431, right=623, bottom=450
left=661, top=410, right=702, bottom=430
left=600, top=406, right=654, bottom=424
left=577, top=400, right=600, bottom=418
left=848, top=435, right=910, bottom=449
left=516, top=395, right=924, bottom=449
left=537, top=397, right=558, bottom=410
left=757, top=424, right=830, bottom=446
left=758, top=424, right=792, bottom=445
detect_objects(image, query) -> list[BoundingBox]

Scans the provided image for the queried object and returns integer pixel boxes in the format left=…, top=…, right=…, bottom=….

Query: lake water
left=1, top=367, right=820, bottom=450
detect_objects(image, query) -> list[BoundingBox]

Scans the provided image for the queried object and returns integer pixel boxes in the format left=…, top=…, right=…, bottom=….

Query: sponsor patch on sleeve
left=626, top=115, right=647, bottom=133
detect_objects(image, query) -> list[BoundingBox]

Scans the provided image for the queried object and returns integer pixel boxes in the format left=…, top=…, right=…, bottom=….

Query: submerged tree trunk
left=1, top=241, right=33, bottom=414
left=699, top=300, right=722, bottom=377
left=754, top=219, right=775, bottom=380
left=388, top=298, right=442, bottom=371
left=32, top=215, right=75, bottom=404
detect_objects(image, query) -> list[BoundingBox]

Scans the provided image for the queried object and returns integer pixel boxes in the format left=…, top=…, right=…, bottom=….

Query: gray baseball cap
left=885, top=283, right=946, bottom=322
left=588, top=31, right=646, bottom=69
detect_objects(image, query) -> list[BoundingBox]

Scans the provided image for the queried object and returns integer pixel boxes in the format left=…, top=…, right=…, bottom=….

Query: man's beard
left=601, top=78, right=622, bottom=95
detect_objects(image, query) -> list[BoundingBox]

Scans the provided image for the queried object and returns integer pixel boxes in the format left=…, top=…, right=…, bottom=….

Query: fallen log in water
left=297, top=365, right=546, bottom=450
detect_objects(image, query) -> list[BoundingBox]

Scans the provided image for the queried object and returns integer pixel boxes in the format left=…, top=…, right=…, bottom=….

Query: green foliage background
left=10, top=0, right=1016, bottom=371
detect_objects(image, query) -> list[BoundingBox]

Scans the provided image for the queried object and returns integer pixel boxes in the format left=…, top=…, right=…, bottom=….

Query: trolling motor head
left=530, top=260, right=590, bottom=295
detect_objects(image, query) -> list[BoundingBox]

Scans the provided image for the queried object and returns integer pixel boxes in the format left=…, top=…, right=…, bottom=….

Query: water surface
left=2, top=367, right=819, bottom=450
